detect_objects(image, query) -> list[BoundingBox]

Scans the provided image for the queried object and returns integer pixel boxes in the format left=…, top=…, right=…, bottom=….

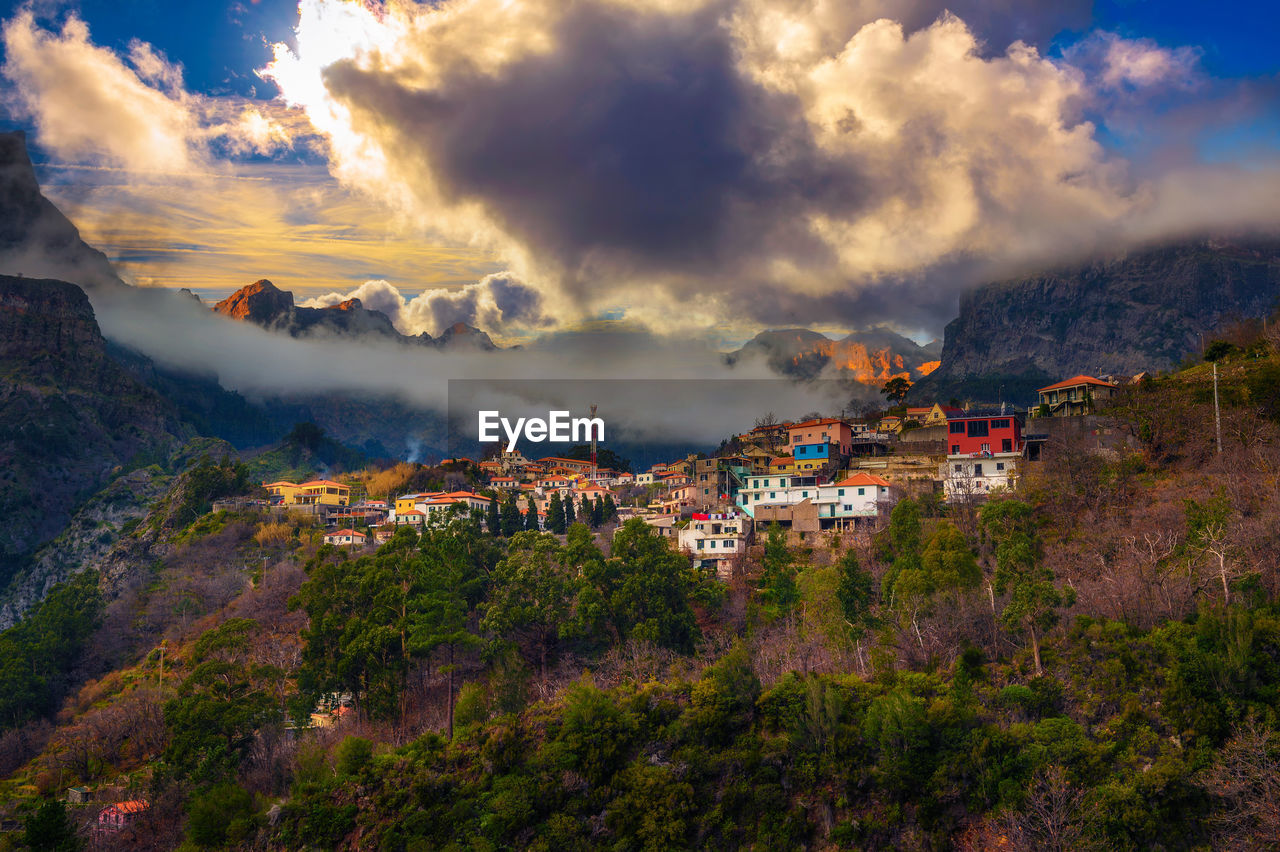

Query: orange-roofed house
left=323, top=529, right=367, bottom=547
left=416, top=491, right=492, bottom=522
left=98, top=800, right=149, bottom=833
left=1036, top=375, right=1118, bottom=417
left=768, top=456, right=796, bottom=474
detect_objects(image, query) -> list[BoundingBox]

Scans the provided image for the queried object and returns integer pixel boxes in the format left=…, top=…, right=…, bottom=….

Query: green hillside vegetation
left=4, top=348, right=1280, bottom=848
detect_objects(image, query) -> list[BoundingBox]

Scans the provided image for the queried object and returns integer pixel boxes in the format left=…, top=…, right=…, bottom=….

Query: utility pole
left=1213, top=361, right=1223, bottom=455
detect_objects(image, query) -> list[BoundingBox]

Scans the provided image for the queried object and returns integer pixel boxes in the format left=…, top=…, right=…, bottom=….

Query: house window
left=954, top=464, right=962, bottom=472
left=858, top=487, right=865, bottom=495
left=838, top=488, right=845, bottom=496
left=967, top=420, right=989, bottom=437
left=974, top=464, right=984, bottom=476
left=843, top=505, right=852, bottom=511
left=981, top=443, right=990, bottom=453
left=950, top=422, right=965, bottom=434
left=991, top=419, right=1011, bottom=429
left=996, top=462, right=1005, bottom=471
left=769, top=492, right=776, bottom=499
left=1002, top=438, right=1013, bottom=453
left=697, top=540, right=704, bottom=549
left=709, top=540, right=716, bottom=548
left=951, top=445, right=960, bottom=454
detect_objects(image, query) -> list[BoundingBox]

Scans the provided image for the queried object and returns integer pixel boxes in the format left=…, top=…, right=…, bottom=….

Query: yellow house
left=264, top=481, right=304, bottom=503
left=265, top=480, right=350, bottom=506
left=295, top=480, right=351, bottom=506
left=395, top=492, right=439, bottom=514
left=904, top=404, right=963, bottom=428
left=768, top=456, right=796, bottom=475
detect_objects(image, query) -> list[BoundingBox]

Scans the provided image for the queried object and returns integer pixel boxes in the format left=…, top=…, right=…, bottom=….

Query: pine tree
left=565, top=494, right=577, bottom=526
left=603, top=494, right=617, bottom=522
left=547, top=492, right=566, bottom=534
left=501, top=493, right=522, bottom=537
left=525, top=494, right=540, bottom=531
left=487, top=495, right=501, bottom=535
left=591, top=495, right=604, bottom=527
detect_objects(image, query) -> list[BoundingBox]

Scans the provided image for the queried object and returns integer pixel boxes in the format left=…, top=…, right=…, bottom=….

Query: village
left=246, top=373, right=1137, bottom=582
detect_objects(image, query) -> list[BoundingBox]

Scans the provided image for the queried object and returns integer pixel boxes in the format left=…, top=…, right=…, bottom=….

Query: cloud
left=261, top=0, right=1280, bottom=335
left=299, top=272, right=552, bottom=337
left=1, top=10, right=202, bottom=173
left=0, top=10, right=309, bottom=171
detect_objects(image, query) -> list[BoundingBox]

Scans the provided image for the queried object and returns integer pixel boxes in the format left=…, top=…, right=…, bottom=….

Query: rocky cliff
left=728, top=327, right=940, bottom=386
left=0, top=131, right=124, bottom=290
left=0, top=276, right=192, bottom=586
left=910, top=239, right=1280, bottom=404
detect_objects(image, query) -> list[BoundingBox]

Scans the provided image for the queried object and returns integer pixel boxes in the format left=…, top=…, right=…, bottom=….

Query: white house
left=735, top=473, right=822, bottom=518
left=942, top=455, right=1019, bottom=502
left=323, top=528, right=367, bottom=547
left=415, top=491, right=492, bottom=522
left=677, top=511, right=751, bottom=578
left=813, top=473, right=894, bottom=523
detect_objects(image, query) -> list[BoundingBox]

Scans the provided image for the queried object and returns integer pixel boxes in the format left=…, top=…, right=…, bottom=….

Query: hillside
left=0, top=350, right=1278, bottom=848
left=0, top=276, right=193, bottom=588
left=911, top=238, right=1280, bottom=404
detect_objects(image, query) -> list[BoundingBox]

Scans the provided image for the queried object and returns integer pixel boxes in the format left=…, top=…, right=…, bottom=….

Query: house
left=1036, top=375, right=1118, bottom=417
left=323, top=528, right=367, bottom=547
left=812, top=473, right=895, bottom=526
left=263, top=479, right=351, bottom=507
left=768, top=456, right=796, bottom=475
left=395, top=493, right=436, bottom=515
left=373, top=526, right=396, bottom=544
left=735, top=473, right=822, bottom=518
left=637, top=513, right=678, bottom=538
left=677, top=512, right=752, bottom=579
left=877, top=415, right=902, bottom=433
left=416, top=491, right=491, bottom=521
left=66, top=786, right=93, bottom=804
left=490, top=476, right=520, bottom=490
left=787, top=418, right=855, bottom=463
left=293, top=480, right=351, bottom=507
left=655, top=484, right=696, bottom=513
left=904, top=404, right=962, bottom=428
left=656, top=471, right=690, bottom=486
left=635, top=472, right=655, bottom=486
left=97, top=800, right=149, bottom=833
left=942, top=409, right=1025, bottom=502
left=539, top=456, right=594, bottom=475
left=737, top=472, right=894, bottom=528
left=945, top=410, right=1024, bottom=457
left=395, top=509, right=426, bottom=527
left=263, top=480, right=303, bottom=504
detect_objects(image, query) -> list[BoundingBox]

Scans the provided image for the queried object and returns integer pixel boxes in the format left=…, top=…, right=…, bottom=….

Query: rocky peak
left=212, top=278, right=295, bottom=325
left=0, top=130, right=124, bottom=289
left=436, top=321, right=497, bottom=350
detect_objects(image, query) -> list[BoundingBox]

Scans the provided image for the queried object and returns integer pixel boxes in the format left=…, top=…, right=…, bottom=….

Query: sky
left=1, top=0, right=1278, bottom=347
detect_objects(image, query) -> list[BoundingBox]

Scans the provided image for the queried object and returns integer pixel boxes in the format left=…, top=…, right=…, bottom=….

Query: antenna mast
left=590, top=403, right=598, bottom=477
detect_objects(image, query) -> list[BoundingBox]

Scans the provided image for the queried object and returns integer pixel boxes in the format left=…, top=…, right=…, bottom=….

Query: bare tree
left=995, top=765, right=1102, bottom=852
left=1203, top=720, right=1280, bottom=850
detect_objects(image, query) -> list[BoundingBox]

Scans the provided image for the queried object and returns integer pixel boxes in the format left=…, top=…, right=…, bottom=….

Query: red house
left=945, top=410, right=1024, bottom=457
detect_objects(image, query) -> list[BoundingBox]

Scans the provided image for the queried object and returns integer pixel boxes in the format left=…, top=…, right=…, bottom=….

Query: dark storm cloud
left=319, top=1, right=856, bottom=292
